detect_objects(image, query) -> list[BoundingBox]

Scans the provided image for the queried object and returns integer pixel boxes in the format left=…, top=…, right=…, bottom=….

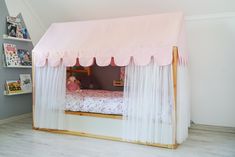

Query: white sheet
left=65, top=90, right=124, bottom=115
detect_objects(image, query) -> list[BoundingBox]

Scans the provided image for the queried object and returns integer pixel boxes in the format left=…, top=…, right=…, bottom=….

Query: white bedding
left=65, top=90, right=124, bottom=115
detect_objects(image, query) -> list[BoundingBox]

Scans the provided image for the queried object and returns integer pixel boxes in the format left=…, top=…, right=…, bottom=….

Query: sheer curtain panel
left=34, top=63, right=67, bottom=130
left=123, top=60, right=175, bottom=144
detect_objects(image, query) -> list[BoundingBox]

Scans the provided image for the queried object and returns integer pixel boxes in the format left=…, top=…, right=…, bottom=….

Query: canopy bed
left=32, top=12, right=190, bottom=149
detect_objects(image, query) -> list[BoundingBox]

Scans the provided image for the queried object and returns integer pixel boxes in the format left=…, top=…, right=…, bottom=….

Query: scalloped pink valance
left=33, top=12, right=188, bottom=67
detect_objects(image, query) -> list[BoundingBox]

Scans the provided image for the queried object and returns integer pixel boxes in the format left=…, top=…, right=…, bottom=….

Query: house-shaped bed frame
left=32, top=12, right=189, bottom=149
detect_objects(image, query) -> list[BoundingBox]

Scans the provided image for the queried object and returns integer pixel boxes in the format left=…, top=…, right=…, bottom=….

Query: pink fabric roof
left=33, top=12, right=187, bottom=67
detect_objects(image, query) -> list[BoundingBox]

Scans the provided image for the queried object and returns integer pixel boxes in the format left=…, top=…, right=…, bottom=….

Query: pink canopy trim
left=33, top=12, right=188, bottom=67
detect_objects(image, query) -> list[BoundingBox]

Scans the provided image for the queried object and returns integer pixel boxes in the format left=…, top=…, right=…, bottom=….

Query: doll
left=66, top=76, right=81, bottom=92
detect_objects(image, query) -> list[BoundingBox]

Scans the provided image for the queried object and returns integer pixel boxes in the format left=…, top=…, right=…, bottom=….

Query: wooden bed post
left=172, top=46, right=178, bottom=147
left=32, top=54, right=35, bottom=128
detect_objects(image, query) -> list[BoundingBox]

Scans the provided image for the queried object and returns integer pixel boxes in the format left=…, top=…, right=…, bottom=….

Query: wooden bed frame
left=64, top=111, right=123, bottom=119
left=32, top=46, right=179, bottom=149
left=67, top=67, right=91, bottom=76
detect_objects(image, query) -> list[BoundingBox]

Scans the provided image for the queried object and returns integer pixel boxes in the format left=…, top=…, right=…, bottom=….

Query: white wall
left=5, top=0, right=46, bottom=45
left=186, top=15, right=235, bottom=127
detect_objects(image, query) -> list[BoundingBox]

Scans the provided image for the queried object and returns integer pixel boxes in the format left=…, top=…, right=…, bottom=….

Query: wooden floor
left=0, top=117, right=235, bottom=157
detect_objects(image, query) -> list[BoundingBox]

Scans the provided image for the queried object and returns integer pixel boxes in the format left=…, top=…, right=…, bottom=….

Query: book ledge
left=3, top=65, right=32, bottom=68
left=4, top=90, right=32, bottom=96
left=3, top=34, right=32, bottom=42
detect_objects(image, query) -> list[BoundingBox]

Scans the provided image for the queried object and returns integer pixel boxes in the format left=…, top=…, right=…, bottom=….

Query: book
left=16, top=23, right=23, bottom=38
left=6, top=16, right=21, bottom=38
left=19, top=74, right=32, bottom=92
left=3, top=43, right=21, bottom=67
left=6, top=16, right=29, bottom=39
left=17, top=49, right=32, bottom=66
left=17, top=24, right=29, bottom=39
left=5, top=80, right=22, bottom=94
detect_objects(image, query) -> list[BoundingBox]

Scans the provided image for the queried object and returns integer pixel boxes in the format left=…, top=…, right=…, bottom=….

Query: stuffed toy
left=66, top=76, right=81, bottom=92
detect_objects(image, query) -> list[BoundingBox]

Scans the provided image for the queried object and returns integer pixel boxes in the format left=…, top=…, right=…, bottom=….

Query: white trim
left=0, top=113, right=32, bottom=125
left=185, top=12, right=235, bottom=21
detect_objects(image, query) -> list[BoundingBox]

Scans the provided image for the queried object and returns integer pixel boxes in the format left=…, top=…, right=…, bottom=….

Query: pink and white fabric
left=33, top=12, right=187, bottom=67
left=65, top=90, right=124, bottom=115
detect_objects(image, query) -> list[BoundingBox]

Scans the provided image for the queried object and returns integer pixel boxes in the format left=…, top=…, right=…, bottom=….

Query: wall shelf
left=4, top=65, right=32, bottom=68
left=4, top=91, right=32, bottom=96
left=3, top=34, right=32, bottom=42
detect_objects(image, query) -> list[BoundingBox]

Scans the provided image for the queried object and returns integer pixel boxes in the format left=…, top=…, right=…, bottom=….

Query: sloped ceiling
left=26, top=0, right=235, bottom=28
left=5, top=0, right=235, bottom=44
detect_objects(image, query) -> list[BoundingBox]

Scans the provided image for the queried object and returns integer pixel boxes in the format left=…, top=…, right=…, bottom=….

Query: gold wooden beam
left=32, top=53, right=35, bottom=128
left=33, top=127, right=178, bottom=149
left=65, top=111, right=123, bottom=120
left=172, top=46, right=179, bottom=145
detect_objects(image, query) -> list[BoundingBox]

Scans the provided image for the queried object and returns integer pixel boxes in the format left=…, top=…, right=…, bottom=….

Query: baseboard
left=190, top=123, right=235, bottom=134
left=0, top=113, right=32, bottom=125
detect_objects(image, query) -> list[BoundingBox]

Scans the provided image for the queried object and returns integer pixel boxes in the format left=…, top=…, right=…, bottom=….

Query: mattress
left=65, top=90, right=124, bottom=115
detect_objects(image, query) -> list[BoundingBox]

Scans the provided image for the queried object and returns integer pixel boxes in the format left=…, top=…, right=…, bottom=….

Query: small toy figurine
left=66, top=76, right=81, bottom=92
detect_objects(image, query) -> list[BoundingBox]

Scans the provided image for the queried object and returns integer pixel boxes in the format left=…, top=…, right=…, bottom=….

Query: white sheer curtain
left=34, top=63, right=67, bottom=130
left=177, top=63, right=190, bottom=143
left=123, top=59, right=190, bottom=144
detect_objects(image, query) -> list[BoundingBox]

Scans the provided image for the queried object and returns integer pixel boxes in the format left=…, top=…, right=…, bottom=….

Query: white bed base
left=34, top=113, right=176, bottom=149
left=67, top=114, right=122, bottom=138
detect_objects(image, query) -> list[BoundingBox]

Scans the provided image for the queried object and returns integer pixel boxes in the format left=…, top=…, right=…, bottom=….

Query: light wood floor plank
left=0, top=118, right=234, bottom=157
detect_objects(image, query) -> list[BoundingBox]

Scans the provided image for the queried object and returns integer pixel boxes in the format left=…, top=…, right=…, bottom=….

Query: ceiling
left=26, top=0, right=235, bottom=28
